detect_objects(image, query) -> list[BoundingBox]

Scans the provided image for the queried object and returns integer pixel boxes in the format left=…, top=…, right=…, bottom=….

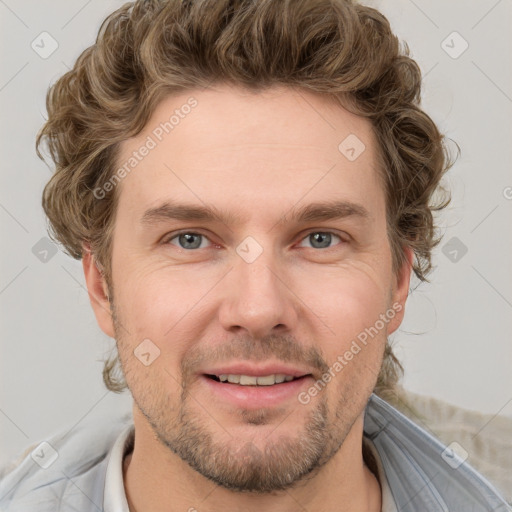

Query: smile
left=207, top=374, right=300, bottom=386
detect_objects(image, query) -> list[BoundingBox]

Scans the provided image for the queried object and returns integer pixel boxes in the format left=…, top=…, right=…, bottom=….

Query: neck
left=123, top=408, right=381, bottom=512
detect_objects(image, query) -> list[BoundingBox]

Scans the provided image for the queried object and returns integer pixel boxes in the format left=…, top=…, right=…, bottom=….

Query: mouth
left=200, top=371, right=314, bottom=409
left=205, top=373, right=311, bottom=386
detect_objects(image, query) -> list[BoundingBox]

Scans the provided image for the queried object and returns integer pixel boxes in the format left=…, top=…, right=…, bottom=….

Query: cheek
left=305, top=270, right=391, bottom=399
left=294, top=261, right=393, bottom=339
left=113, top=266, right=207, bottom=365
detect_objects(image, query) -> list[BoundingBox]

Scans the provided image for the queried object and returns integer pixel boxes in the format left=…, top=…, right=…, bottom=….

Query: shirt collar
left=103, top=423, right=134, bottom=512
left=103, top=420, right=397, bottom=512
left=103, top=394, right=510, bottom=511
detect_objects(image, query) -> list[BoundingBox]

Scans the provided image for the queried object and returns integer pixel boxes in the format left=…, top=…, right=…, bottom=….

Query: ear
left=387, top=246, right=414, bottom=335
left=82, top=243, right=115, bottom=338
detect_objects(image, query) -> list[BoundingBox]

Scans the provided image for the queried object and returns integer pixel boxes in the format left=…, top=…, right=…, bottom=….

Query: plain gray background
left=1, top=0, right=511, bottom=466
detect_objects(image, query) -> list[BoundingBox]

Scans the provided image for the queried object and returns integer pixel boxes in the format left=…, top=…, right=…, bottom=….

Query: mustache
left=181, top=333, right=330, bottom=380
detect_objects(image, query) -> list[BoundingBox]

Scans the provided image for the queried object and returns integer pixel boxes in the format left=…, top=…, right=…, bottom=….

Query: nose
left=218, top=243, right=299, bottom=339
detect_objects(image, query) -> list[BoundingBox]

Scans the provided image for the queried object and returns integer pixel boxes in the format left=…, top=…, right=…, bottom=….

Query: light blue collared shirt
left=1, top=394, right=510, bottom=511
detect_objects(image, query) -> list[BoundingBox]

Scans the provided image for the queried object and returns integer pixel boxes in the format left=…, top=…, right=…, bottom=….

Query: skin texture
left=83, top=83, right=413, bottom=512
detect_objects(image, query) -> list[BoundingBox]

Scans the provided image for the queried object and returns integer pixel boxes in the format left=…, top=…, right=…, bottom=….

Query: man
left=0, top=0, right=510, bottom=510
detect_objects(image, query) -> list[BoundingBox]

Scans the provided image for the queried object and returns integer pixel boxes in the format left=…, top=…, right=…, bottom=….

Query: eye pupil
left=179, top=233, right=202, bottom=249
left=310, top=232, right=331, bottom=249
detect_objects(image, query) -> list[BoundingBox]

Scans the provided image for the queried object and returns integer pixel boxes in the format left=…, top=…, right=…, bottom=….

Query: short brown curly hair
left=36, top=0, right=456, bottom=394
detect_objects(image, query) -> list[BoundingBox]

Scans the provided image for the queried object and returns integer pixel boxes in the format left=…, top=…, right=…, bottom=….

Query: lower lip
left=200, top=375, right=313, bottom=409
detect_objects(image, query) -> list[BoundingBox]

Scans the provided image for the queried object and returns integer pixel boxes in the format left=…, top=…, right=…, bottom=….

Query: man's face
left=91, top=84, right=410, bottom=492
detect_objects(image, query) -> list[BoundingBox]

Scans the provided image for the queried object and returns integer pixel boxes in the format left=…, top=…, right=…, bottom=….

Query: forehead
left=115, top=84, right=384, bottom=225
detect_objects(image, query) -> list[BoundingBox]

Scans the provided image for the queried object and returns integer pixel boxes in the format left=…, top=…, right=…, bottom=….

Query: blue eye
left=164, top=230, right=344, bottom=251
left=167, top=232, right=211, bottom=250
left=298, top=232, right=343, bottom=250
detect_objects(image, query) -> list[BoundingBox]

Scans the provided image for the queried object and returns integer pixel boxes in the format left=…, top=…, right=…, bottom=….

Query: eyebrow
left=140, top=199, right=370, bottom=229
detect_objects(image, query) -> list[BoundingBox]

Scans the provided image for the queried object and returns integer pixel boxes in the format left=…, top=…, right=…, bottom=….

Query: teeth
left=257, top=375, right=277, bottom=386
left=216, top=374, right=297, bottom=385
left=240, top=375, right=258, bottom=385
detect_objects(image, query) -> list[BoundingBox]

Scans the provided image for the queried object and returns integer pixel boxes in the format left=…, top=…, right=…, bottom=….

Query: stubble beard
left=111, top=299, right=364, bottom=494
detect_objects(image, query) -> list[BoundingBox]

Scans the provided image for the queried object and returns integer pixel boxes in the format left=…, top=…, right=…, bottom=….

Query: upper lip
left=201, top=363, right=312, bottom=378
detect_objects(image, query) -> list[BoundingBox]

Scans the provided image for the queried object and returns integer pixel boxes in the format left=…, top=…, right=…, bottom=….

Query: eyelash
left=162, top=230, right=347, bottom=251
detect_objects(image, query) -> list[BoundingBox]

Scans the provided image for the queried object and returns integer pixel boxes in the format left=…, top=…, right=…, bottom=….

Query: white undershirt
left=363, top=436, right=399, bottom=512
left=103, top=424, right=132, bottom=512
